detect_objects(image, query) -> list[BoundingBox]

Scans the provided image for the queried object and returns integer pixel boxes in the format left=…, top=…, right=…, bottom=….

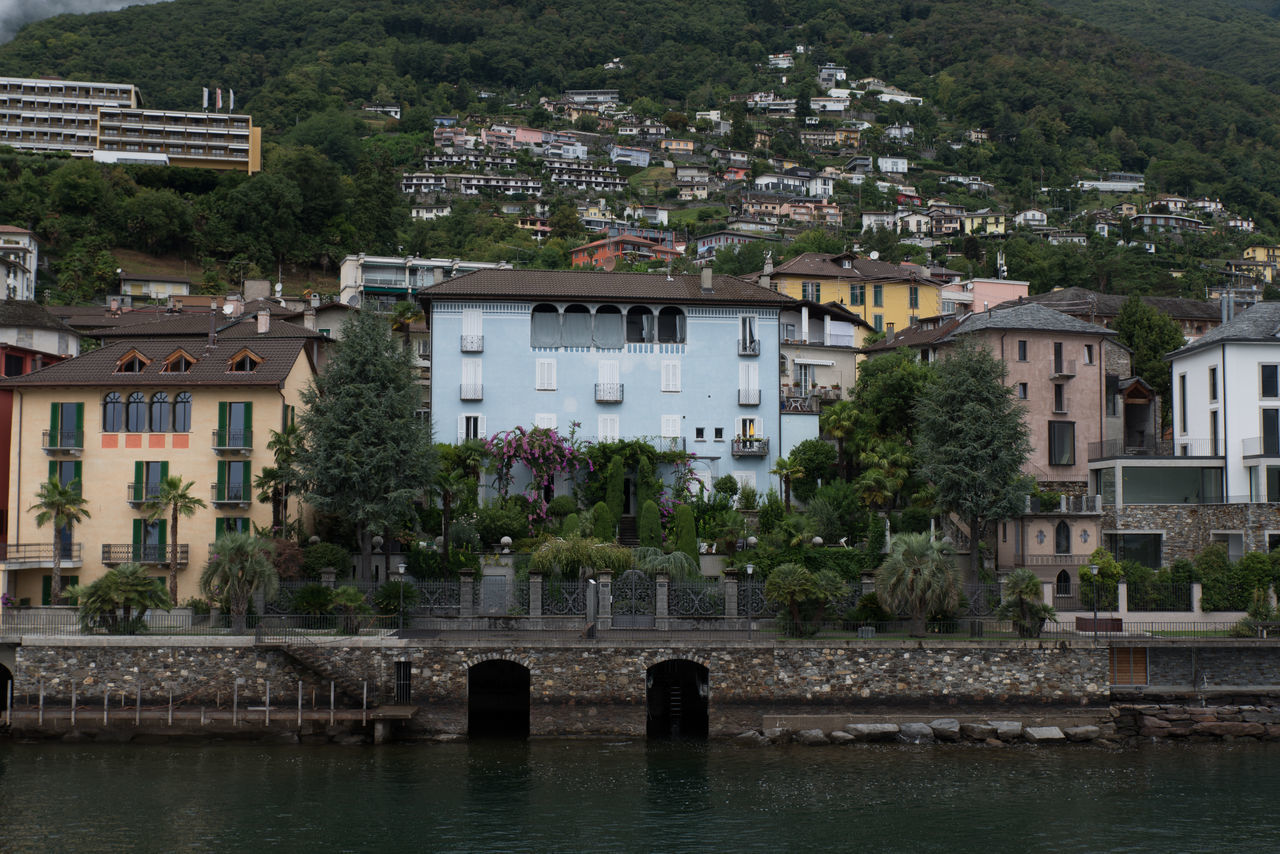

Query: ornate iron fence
left=737, top=580, right=778, bottom=619
left=543, top=579, right=587, bottom=616
left=612, top=570, right=655, bottom=627
left=669, top=579, right=723, bottom=617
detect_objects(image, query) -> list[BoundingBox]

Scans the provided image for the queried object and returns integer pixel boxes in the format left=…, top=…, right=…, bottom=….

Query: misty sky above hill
left=0, top=0, right=172, bottom=44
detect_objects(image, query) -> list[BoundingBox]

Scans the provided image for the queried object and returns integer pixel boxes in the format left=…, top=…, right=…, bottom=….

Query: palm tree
left=818, top=400, right=859, bottom=480
left=144, top=475, right=207, bottom=606
left=875, top=531, right=960, bottom=637
left=255, top=425, right=300, bottom=534
left=30, top=477, right=90, bottom=605
left=434, top=468, right=469, bottom=572
left=200, top=531, right=278, bottom=634
left=389, top=300, right=425, bottom=354
left=67, top=563, right=171, bottom=634
left=997, top=568, right=1057, bottom=638
left=769, top=455, right=804, bottom=512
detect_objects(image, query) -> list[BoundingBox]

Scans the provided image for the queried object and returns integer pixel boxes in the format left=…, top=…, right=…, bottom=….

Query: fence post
left=596, top=570, right=612, bottom=631
left=1117, top=580, right=1129, bottom=618
left=1192, top=582, right=1203, bottom=616
left=70, top=684, right=76, bottom=727
left=459, top=571, right=475, bottom=619
left=656, top=573, right=670, bottom=630
left=722, top=568, right=739, bottom=620
left=37, top=679, right=42, bottom=726
left=528, top=573, right=542, bottom=619
left=265, top=681, right=271, bottom=727
left=1041, top=582, right=1055, bottom=609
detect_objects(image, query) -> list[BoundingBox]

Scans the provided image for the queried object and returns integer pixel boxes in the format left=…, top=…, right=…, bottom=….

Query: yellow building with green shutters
left=0, top=314, right=318, bottom=605
left=753, top=252, right=944, bottom=335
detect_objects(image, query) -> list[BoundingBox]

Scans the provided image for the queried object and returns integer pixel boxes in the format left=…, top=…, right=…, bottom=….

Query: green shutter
left=160, top=461, right=169, bottom=481
left=157, top=520, right=167, bottom=550
left=216, top=460, right=226, bottom=502
left=132, top=518, right=143, bottom=562
left=217, top=401, right=228, bottom=445
left=133, top=461, right=144, bottom=502
left=72, top=462, right=82, bottom=493
left=75, top=402, right=84, bottom=436
left=49, top=460, right=56, bottom=481
left=50, top=402, right=59, bottom=446
left=243, top=402, right=252, bottom=446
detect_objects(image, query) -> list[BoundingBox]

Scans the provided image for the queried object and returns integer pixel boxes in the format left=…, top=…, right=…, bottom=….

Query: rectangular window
left=458, top=414, right=486, bottom=442
left=1084, top=344, right=1095, bottom=365
left=49, top=401, right=83, bottom=449
left=215, top=517, right=251, bottom=537
left=661, top=415, right=681, bottom=438
left=1211, top=410, right=1220, bottom=456
left=598, top=414, right=620, bottom=442
left=850, top=284, right=865, bottom=305
left=695, top=427, right=706, bottom=441
left=1048, top=421, right=1075, bottom=466
left=873, top=314, right=884, bottom=332
left=1209, top=366, right=1218, bottom=402
left=535, top=358, right=557, bottom=391
left=217, top=401, right=252, bottom=447
left=1264, top=409, right=1279, bottom=456
left=534, top=413, right=557, bottom=430
left=1017, top=340, right=1027, bottom=361
left=908, top=286, right=918, bottom=310
left=801, top=281, right=821, bottom=302
left=738, top=417, right=758, bottom=439
left=1179, top=373, right=1187, bottom=434
left=714, top=427, right=725, bottom=441
left=1054, top=384, right=1066, bottom=413
left=873, top=284, right=883, bottom=307
left=1017, top=382, right=1028, bottom=400
left=661, top=360, right=681, bottom=392
left=1264, top=365, right=1279, bottom=399
left=462, top=358, right=482, bottom=394
left=740, top=315, right=758, bottom=350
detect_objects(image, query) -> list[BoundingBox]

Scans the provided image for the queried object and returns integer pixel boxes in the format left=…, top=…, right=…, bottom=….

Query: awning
left=793, top=358, right=835, bottom=366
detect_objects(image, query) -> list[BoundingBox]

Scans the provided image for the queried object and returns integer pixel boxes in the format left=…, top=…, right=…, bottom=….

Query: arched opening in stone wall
left=0, top=662, right=11, bottom=712
left=468, top=660, right=530, bottom=739
left=646, top=659, right=709, bottom=740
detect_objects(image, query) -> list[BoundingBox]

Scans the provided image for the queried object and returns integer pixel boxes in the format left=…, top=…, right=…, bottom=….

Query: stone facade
left=1103, top=503, right=1280, bottom=562
left=1113, top=703, right=1280, bottom=740
left=1144, top=645, right=1280, bottom=689
left=12, top=638, right=1109, bottom=736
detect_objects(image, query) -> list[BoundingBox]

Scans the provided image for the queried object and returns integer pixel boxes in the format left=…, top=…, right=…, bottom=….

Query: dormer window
left=115, top=350, right=150, bottom=373
left=228, top=349, right=261, bottom=373
left=162, top=351, right=196, bottom=373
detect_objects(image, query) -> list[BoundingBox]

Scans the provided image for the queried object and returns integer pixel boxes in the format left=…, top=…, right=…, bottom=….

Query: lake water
left=2, top=739, right=1278, bottom=852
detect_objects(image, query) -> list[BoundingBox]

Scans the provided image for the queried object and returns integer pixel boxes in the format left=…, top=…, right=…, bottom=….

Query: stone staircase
left=277, top=643, right=374, bottom=707
left=617, top=515, right=639, bottom=546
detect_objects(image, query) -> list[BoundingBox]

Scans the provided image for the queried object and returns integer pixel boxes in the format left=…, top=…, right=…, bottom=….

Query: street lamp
left=745, top=563, right=755, bottom=642
left=1088, top=563, right=1099, bottom=641
left=397, top=562, right=408, bottom=632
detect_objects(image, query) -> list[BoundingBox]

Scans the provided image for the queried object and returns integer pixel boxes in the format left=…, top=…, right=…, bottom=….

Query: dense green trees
left=1112, top=295, right=1187, bottom=428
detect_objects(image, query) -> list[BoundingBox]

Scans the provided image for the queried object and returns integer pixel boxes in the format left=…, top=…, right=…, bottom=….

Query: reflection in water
left=2, top=741, right=1280, bottom=852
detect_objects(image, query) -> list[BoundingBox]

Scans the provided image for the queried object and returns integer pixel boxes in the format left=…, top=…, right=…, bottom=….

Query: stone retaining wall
left=1114, top=703, right=1280, bottom=741
left=1104, top=503, right=1280, bottom=562
left=1146, top=645, right=1280, bottom=688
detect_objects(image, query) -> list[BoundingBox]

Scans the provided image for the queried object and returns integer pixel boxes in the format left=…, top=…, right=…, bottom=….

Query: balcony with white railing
left=738, top=388, right=761, bottom=406
left=460, top=334, right=484, bottom=353
left=460, top=383, right=484, bottom=401
left=102, top=544, right=189, bottom=566
left=738, top=338, right=760, bottom=356
left=595, top=383, right=624, bottom=403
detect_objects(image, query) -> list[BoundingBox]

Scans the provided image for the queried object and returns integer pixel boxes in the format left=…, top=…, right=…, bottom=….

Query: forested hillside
left=1044, top=0, right=1280, bottom=91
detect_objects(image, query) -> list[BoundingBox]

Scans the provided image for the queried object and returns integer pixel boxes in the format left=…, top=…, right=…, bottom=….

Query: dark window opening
left=646, top=659, right=709, bottom=740
left=1056, top=570, right=1072, bottom=596
left=468, top=660, right=530, bottom=739
left=1054, top=521, right=1071, bottom=555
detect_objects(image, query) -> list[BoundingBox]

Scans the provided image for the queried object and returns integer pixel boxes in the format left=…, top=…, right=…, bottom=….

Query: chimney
left=433, top=267, right=445, bottom=286
left=310, top=292, right=320, bottom=308
left=208, top=300, right=218, bottom=350
left=108, top=297, right=119, bottom=316
left=256, top=309, right=271, bottom=335
left=701, top=266, right=713, bottom=293
left=303, top=306, right=317, bottom=332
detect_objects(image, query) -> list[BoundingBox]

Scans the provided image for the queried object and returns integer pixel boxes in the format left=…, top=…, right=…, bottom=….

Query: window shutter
left=160, top=461, right=169, bottom=481
left=74, top=402, right=84, bottom=436
left=243, top=401, right=252, bottom=435
left=73, top=461, right=82, bottom=490
left=158, top=520, right=167, bottom=549
left=134, top=460, right=144, bottom=492
left=535, top=414, right=557, bottom=430
left=457, top=415, right=466, bottom=443
left=661, top=361, right=680, bottom=392
left=478, top=415, right=487, bottom=438
left=50, top=402, right=59, bottom=436
left=216, top=460, right=226, bottom=502
left=217, top=401, right=228, bottom=437
left=132, top=518, right=143, bottom=550
left=598, top=360, right=619, bottom=384
left=661, top=415, right=681, bottom=438
left=48, top=460, right=56, bottom=481
left=746, top=363, right=759, bottom=391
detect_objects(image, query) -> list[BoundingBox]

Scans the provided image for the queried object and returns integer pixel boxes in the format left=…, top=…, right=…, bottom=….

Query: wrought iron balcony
left=460, top=383, right=483, bottom=401
left=0, top=542, right=83, bottom=567
left=738, top=338, right=760, bottom=356
left=460, top=334, right=484, bottom=353
left=42, top=430, right=84, bottom=453
left=211, top=482, right=252, bottom=505
left=102, top=543, right=189, bottom=566
left=738, top=388, right=761, bottom=406
left=126, top=482, right=163, bottom=505
left=595, top=382, right=624, bottom=403
left=211, top=428, right=253, bottom=452
left=731, top=437, right=769, bottom=457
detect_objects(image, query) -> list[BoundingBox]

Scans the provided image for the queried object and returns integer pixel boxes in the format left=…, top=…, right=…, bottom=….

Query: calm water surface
left=1, top=739, right=1277, bottom=852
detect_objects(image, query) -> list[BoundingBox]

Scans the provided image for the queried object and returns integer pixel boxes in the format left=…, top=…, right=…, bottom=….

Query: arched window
left=173, top=392, right=192, bottom=433
left=150, top=392, right=170, bottom=432
left=562, top=304, right=592, bottom=348
left=530, top=304, right=561, bottom=348
left=126, top=392, right=148, bottom=432
left=1054, top=521, right=1071, bottom=555
left=657, top=307, right=686, bottom=343
left=1056, top=569, right=1072, bottom=596
left=625, top=306, right=654, bottom=343
left=102, top=392, right=123, bottom=432
left=593, top=305, right=624, bottom=349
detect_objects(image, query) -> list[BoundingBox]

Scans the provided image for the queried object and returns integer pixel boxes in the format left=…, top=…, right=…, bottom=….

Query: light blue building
left=424, top=268, right=794, bottom=502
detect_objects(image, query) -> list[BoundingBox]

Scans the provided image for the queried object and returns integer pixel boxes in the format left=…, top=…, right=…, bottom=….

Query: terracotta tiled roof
left=764, top=252, right=944, bottom=283
left=861, top=316, right=963, bottom=353
left=0, top=335, right=310, bottom=388
left=85, top=314, right=324, bottom=341
left=0, top=300, right=78, bottom=335
left=1018, top=287, right=1222, bottom=322
left=423, top=268, right=794, bottom=306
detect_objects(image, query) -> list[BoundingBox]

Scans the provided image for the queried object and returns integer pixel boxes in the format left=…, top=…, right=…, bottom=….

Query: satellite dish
left=274, top=282, right=283, bottom=295
left=222, top=303, right=235, bottom=315
left=869, top=251, right=880, bottom=260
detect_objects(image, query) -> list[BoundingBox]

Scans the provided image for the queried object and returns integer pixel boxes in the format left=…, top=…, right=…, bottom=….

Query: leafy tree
left=914, top=343, right=1031, bottom=584
left=67, top=563, right=171, bottom=634
left=254, top=424, right=301, bottom=536
left=769, top=454, right=804, bottom=512
left=638, top=500, right=662, bottom=547
left=1112, top=295, right=1185, bottom=429
left=875, top=532, right=960, bottom=637
left=143, top=475, right=207, bottom=606
left=818, top=400, right=859, bottom=480
left=764, top=562, right=847, bottom=636
left=787, top=438, right=838, bottom=503
left=30, top=476, right=90, bottom=605
left=297, top=311, right=436, bottom=579
left=996, top=567, right=1057, bottom=637
left=200, top=531, right=278, bottom=634
left=605, top=456, right=625, bottom=522
left=434, top=468, right=470, bottom=572
left=330, top=585, right=372, bottom=634
left=673, top=504, right=698, bottom=565
left=591, top=500, right=615, bottom=542
left=373, top=579, right=420, bottom=616
left=632, top=546, right=700, bottom=580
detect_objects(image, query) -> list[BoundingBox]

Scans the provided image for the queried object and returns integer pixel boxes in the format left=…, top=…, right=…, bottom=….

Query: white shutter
left=661, top=360, right=681, bottom=392
left=536, top=358, right=557, bottom=390
left=598, top=360, right=620, bottom=384
left=462, top=309, right=482, bottom=336
left=477, top=415, right=487, bottom=439
left=734, top=471, right=756, bottom=490
left=661, top=415, right=681, bottom=438
left=598, top=414, right=619, bottom=442
left=461, top=358, right=482, bottom=385
left=457, top=415, right=466, bottom=443
left=738, top=362, right=759, bottom=392
left=535, top=413, right=557, bottom=430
